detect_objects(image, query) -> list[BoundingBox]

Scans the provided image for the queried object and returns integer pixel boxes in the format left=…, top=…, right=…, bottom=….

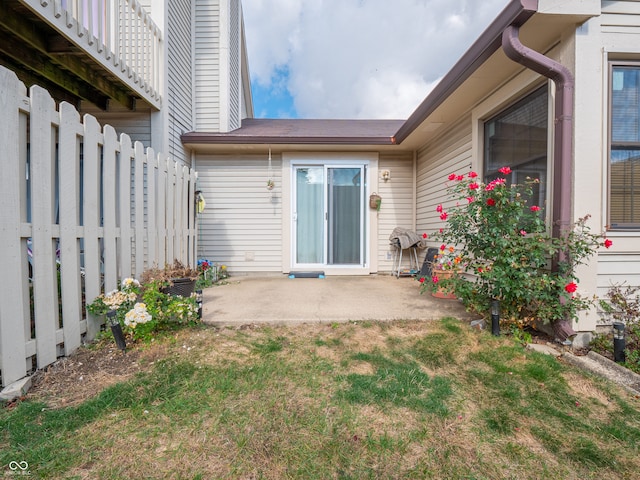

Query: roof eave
left=181, top=132, right=397, bottom=146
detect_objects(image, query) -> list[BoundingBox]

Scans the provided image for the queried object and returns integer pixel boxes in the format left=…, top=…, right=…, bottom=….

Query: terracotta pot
left=431, top=268, right=457, bottom=300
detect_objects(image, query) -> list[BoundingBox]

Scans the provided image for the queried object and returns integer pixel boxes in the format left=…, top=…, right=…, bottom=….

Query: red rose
left=604, top=239, right=613, bottom=249
left=565, top=282, right=578, bottom=294
left=530, top=205, right=541, bottom=212
left=440, top=212, right=448, bottom=221
left=469, top=182, right=479, bottom=190
left=436, top=204, right=443, bottom=213
left=419, top=277, right=425, bottom=283
left=448, top=173, right=456, bottom=181
left=499, top=166, right=512, bottom=175
left=422, top=233, right=428, bottom=239
left=486, top=198, right=496, bottom=206
left=469, top=171, right=478, bottom=178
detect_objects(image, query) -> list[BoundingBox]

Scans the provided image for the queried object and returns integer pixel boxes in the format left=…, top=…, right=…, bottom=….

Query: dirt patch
left=26, top=337, right=171, bottom=408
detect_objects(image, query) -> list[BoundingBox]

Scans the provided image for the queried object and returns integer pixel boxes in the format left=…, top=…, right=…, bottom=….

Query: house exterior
left=3, top=0, right=640, bottom=347
left=183, top=0, right=640, bottom=341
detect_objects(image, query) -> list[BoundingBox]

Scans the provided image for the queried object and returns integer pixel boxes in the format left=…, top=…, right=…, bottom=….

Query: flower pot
left=161, top=277, right=196, bottom=297
left=431, top=269, right=457, bottom=300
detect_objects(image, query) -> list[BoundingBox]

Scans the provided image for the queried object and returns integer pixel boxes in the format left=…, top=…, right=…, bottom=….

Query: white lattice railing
left=20, top=0, right=162, bottom=108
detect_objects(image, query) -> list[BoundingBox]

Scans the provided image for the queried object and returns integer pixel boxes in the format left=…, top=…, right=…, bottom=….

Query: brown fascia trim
left=180, top=132, right=397, bottom=146
left=393, top=0, right=538, bottom=144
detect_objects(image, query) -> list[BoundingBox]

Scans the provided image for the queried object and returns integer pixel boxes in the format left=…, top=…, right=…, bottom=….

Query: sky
left=242, top=0, right=510, bottom=120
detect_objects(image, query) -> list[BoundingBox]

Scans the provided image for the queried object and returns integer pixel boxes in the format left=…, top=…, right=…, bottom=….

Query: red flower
left=448, top=173, right=456, bottom=181
left=565, top=282, right=578, bottom=294
left=469, top=171, right=478, bottom=178
left=466, top=196, right=475, bottom=203
left=432, top=275, right=439, bottom=284
left=486, top=198, right=496, bottom=206
left=520, top=230, right=527, bottom=236
left=604, top=239, right=613, bottom=249
left=440, top=244, right=446, bottom=251
left=530, top=205, right=541, bottom=212
left=440, top=212, right=448, bottom=221
left=469, top=182, right=479, bottom=190
left=477, top=267, right=483, bottom=274
left=436, top=204, right=443, bottom=213
left=499, top=166, right=512, bottom=175
left=419, top=277, right=425, bottom=283
left=456, top=175, right=464, bottom=181
left=422, top=232, right=428, bottom=239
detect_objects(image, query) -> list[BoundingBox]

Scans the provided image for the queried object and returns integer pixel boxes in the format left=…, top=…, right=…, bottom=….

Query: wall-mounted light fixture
left=381, top=170, right=391, bottom=182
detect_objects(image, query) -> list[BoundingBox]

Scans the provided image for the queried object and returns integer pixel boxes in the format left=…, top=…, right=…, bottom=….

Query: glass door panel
left=328, top=167, right=362, bottom=265
left=295, top=167, right=324, bottom=264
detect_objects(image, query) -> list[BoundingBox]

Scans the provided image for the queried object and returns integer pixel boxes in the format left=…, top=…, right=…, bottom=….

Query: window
left=609, top=64, right=640, bottom=229
left=484, top=86, right=548, bottom=213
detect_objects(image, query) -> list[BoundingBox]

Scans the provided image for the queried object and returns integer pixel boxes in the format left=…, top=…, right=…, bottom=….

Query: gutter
left=501, top=25, right=574, bottom=245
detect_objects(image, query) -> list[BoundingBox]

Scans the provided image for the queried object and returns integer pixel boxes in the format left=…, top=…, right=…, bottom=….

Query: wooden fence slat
left=102, top=125, right=119, bottom=292
left=133, top=141, right=145, bottom=275
left=147, top=148, right=157, bottom=265
left=166, top=161, right=176, bottom=263
left=58, top=102, right=84, bottom=355
left=82, top=114, right=104, bottom=340
left=157, top=154, right=168, bottom=267
left=118, top=133, right=133, bottom=279
left=30, top=85, right=59, bottom=369
left=0, top=69, right=29, bottom=385
left=174, top=164, right=184, bottom=262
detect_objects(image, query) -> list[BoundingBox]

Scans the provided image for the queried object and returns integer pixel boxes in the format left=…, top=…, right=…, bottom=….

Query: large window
left=610, top=64, right=640, bottom=229
left=484, top=86, right=548, bottom=213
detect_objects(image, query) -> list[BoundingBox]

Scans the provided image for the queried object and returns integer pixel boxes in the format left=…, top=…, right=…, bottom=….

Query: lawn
left=2, top=318, right=640, bottom=479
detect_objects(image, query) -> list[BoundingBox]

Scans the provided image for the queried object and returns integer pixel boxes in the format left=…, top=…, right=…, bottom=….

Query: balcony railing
left=21, top=0, right=162, bottom=108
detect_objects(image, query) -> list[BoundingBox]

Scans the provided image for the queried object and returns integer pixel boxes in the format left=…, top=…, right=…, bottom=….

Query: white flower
left=122, top=277, right=141, bottom=289
left=124, top=302, right=152, bottom=327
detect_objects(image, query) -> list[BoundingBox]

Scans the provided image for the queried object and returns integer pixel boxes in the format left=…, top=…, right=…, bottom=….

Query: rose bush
left=420, top=168, right=612, bottom=327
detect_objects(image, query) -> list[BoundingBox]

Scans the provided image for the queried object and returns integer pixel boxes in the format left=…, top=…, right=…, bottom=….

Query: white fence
left=0, top=67, right=197, bottom=387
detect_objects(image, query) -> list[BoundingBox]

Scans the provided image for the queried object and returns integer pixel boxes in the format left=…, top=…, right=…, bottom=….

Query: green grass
left=2, top=318, right=640, bottom=479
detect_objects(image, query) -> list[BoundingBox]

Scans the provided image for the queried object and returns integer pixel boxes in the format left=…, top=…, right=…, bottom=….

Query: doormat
left=288, top=271, right=325, bottom=279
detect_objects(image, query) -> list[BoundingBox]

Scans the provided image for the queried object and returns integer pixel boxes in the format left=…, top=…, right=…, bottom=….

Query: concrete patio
left=200, top=274, right=478, bottom=327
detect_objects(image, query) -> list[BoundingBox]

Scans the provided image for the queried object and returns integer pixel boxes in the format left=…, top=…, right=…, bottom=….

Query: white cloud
left=243, top=0, right=510, bottom=119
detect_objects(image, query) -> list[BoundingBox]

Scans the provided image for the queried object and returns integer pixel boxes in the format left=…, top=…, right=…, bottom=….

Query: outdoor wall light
left=381, top=170, right=391, bottom=181
left=613, top=322, right=626, bottom=363
left=491, top=299, right=500, bottom=336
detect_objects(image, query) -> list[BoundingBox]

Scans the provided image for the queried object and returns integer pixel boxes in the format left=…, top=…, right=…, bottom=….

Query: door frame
left=282, top=153, right=379, bottom=276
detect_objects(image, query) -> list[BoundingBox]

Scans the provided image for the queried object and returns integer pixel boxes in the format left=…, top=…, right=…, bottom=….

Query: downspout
left=502, top=25, right=576, bottom=340
left=502, top=24, right=573, bottom=249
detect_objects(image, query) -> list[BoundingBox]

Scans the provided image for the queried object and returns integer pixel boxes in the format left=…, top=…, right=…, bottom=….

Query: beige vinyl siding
left=195, top=155, right=283, bottom=274
left=377, top=153, right=415, bottom=273
left=416, top=115, right=473, bottom=238
left=597, top=253, right=640, bottom=296
left=195, top=0, right=221, bottom=131
left=167, top=0, right=193, bottom=165
left=81, top=102, right=152, bottom=146
left=602, top=1, right=640, bottom=33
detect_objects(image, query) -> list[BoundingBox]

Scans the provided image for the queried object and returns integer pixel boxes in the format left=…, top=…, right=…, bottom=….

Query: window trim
left=608, top=61, right=640, bottom=231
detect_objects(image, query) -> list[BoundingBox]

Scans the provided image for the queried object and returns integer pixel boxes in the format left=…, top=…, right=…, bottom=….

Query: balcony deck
left=1, top=0, right=161, bottom=110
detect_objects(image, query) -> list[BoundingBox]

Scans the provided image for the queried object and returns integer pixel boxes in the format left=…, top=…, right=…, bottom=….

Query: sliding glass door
left=294, top=164, right=365, bottom=267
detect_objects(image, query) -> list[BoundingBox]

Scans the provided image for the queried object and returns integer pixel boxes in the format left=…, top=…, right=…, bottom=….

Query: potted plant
left=430, top=244, right=461, bottom=299
left=140, top=260, right=199, bottom=297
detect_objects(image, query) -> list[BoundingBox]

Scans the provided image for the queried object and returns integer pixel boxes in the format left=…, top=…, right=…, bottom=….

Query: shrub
left=421, top=168, right=612, bottom=327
